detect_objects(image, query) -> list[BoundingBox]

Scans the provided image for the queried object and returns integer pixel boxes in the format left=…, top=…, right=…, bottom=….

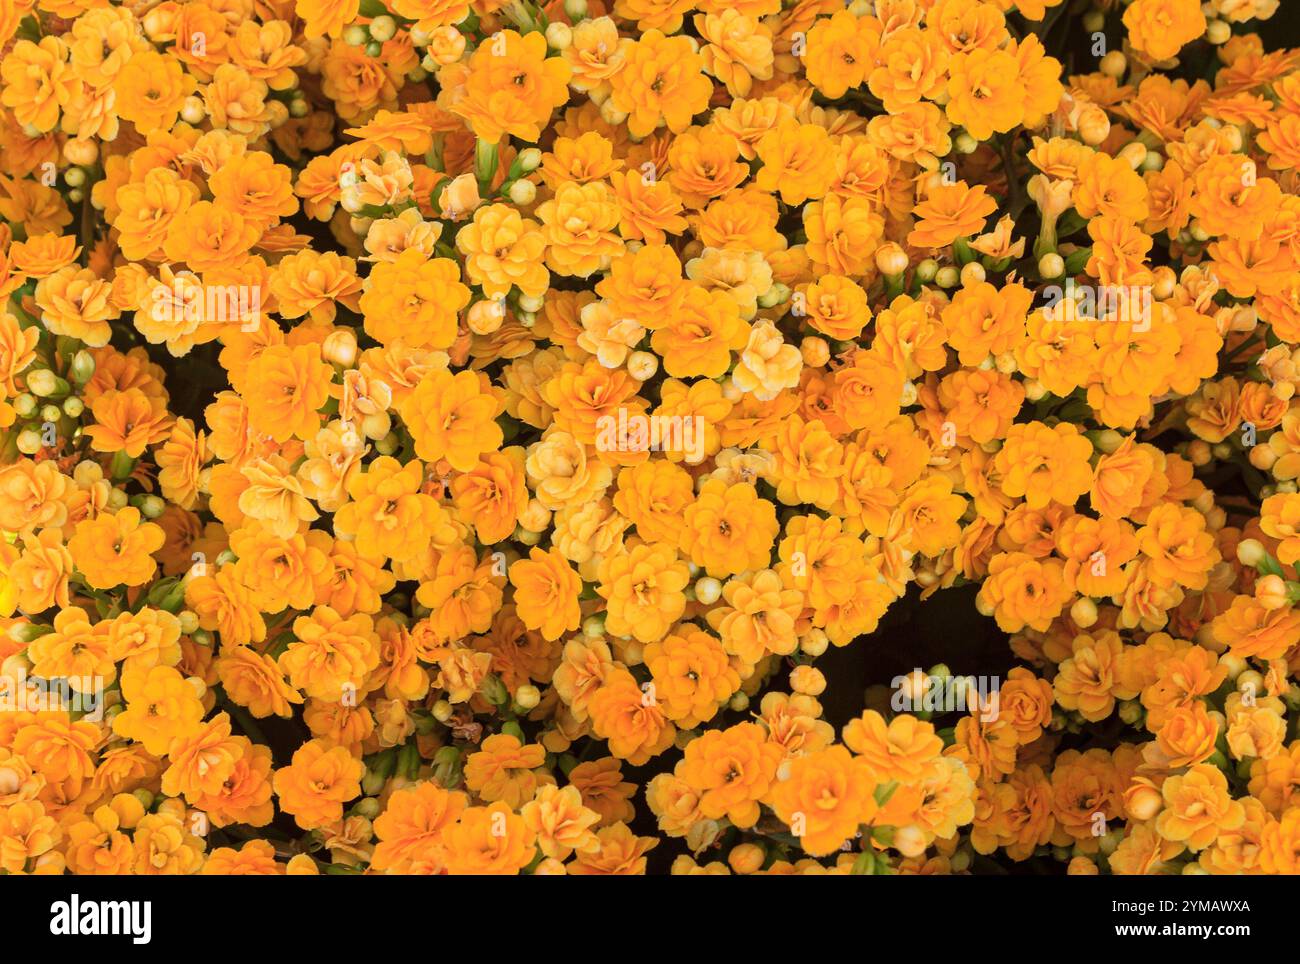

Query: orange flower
left=568, top=821, right=658, bottom=875
left=440, top=802, right=537, bottom=875
left=455, top=203, right=549, bottom=301
left=1155, top=763, right=1244, bottom=851
left=754, top=120, right=835, bottom=206
left=0, top=458, right=70, bottom=535
left=34, top=265, right=120, bottom=347
left=295, top=0, right=360, bottom=40
left=68, top=507, right=164, bottom=590
left=643, top=628, right=739, bottom=727
left=1123, top=0, right=1206, bottom=63
left=244, top=343, right=333, bottom=443
left=217, top=645, right=303, bottom=719
left=272, top=738, right=364, bottom=830
left=454, top=446, right=526, bottom=544
left=0, top=799, right=60, bottom=873
left=162, top=201, right=262, bottom=272
left=588, top=667, right=677, bottom=765
left=803, top=9, right=878, bottom=100
left=463, top=734, right=551, bottom=809
left=333, top=456, right=445, bottom=563
left=1260, top=492, right=1300, bottom=565
left=609, top=29, right=712, bottom=139
left=519, top=784, right=601, bottom=861
left=161, top=713, right=243, bottom=803
left=371, top=781, right=468, bottom=873
left=1210, top=595, right=1300, bottom=661
left=359, top=249, right=469, bottom=349
left=679, top=479, right=777, bottom=578
left=1053, top=631, right=1124, bottom=722
left=111, top=664, right=205, bottom=756
left=414, top=545, right=503, bottom=643
left=1135, top=502, right=1220, bottom=591
left=10, top=529, right=71, bottom=613
left=678, top=722, right=782, bottom=828
left=761, top=414, right=843, bottom=509
left=1154, top=701, right=1219, bottom=768
left=279, top=606, right=381, bottom=703
left=1, top=37, right=79, bottom=134
left=844, top=710, right=943, bottom=783
left=156, top=418, right=208, bottom=511
left=770, top=745, right=878, bottom=857
left=803, top=194, right=883, bottom=276
left=977, top=552, right=1071, bottom=633
left=83, top=388, right=173, bottom=457
left=595, top=541, right=689, bottom=644
left=536, top=181, right=623, bottom=278
left=801, top=275, right=870, bottom=341
left=508, top=547, right=582, bottom=641
left=400, top=369, right=503, bottom=473
left=453, top=30, right=571, bottom=143
left=909, top=182, right=999, bottom=250
left=993, top=421, right=1094, bottom=509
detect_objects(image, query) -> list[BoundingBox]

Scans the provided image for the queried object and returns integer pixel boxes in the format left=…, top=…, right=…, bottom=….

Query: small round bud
left=1127, top=784, right=1162, bottom=822
left=800, top=627, right=830, bottom=658
left=514, top=684, right=541, bottom=710
left=626, top=351, right=658, bottom=381
left=517, top=148, right=542, bottom=172
left=1070, top=596, right=1098, bottom=629
left=1236, top=538, right=1267, bottom=568
left=322, top=328, right=358, bottom=367
left=545, top=21, right=572, bottom=49
left=138, top=495, right=166, bottom=519
left=728, top=843, right=765, bottom=875
left=1038, top=252, right=1064, bottom=278
left=12, top=393, right=37, bottom=417
left=1255, top=574, right=1290, bottom=611
left=63, top=138, right=99, bottom=166
left=1099, top=50, right=1126, bottom=79
left=26, top=369, right=60, bottom=397
left=893, top=825, right=928, bottom=858
left=361, top=411, right=392, bottom=440
left=790, top=665, right=826, bottom=696
left=508, top=178, right=536, bottom=205
left=800, top=336, right=830, bottom=368
left=368, top=15, right=397, bottom=42
left=180, top=96, right=205, bottom=125
left=960, top=261, right=986, bottom=286
left=694, top=576, right=722, bottom=605
left=875, top=242, right=908, bottom=277
left=343, top=24, right=368, bottom=45
left=467, top=298, right=506, bottom=336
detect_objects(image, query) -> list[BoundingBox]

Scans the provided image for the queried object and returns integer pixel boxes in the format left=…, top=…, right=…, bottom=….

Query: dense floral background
left=0, top=0, right=1298, bottom=876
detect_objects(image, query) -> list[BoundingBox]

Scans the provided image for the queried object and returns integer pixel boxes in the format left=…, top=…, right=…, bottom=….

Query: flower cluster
left=0, top=0, right=1296, bottom=877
